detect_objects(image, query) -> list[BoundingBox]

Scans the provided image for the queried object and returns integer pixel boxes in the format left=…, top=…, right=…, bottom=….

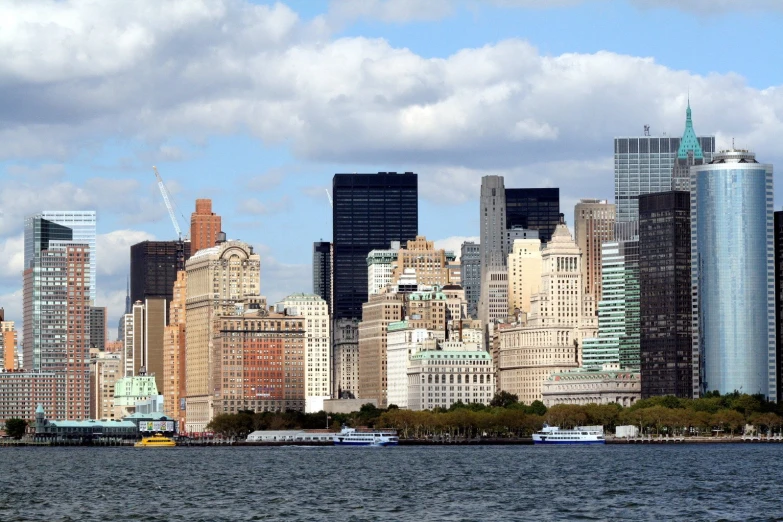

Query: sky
left=1, top=0, right=783, bottom=336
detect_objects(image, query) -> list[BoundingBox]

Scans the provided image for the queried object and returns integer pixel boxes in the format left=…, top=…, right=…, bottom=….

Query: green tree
left=527, top=400, right=547, bottom=416
left=4, top=418, right=27, bottom=439
left=490, top=391, right=519, bottom=408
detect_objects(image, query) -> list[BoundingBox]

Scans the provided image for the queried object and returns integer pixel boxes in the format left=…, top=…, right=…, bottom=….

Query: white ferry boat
left=532, top=425, right=605, bottom=445
left=333, top=426, right=398, bottom=447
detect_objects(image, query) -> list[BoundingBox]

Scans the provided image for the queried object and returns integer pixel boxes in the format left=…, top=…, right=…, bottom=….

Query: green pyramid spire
left=677, top=98, right=704, bottom=160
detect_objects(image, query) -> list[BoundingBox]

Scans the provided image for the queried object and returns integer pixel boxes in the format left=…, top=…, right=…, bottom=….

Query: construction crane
left=153, top=166, right=184, bottom=240
left=325, top=189, right=333, bottom=208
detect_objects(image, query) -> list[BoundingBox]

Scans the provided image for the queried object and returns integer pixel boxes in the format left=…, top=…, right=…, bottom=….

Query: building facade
left=407, top=349, right=494, bottom=411
left=541, top=365, right=640, bottom=407
left=392, top=236, right=455, bottom=288
left=505, top=188, right=560, bottom=244
left=89, top=307, right=106, bottom=351
left=163, top=271, right=187, bottom=421
left=190, top=199, right=222, bottom=254
left=357, top=293, right=404, bottom=407
left=184, top=240, right=262, bottom=432
left=332, top=172, right=418, bottom=321
left=130, top=240, right=191, bottom=306
left=507, top=238, right=542, bottom=316
left=639, top=191, right=692, bottom=398
left=386, top=322, right=441, bottom=409
left=1, top=319, right=17, bottom=371
left=0, top=370, right=65, bottom=425
left=776, top=211, right=783, bottom=403
left=367, top=242, right=400, bottom=296
left=278, top=294, right=331, bottom=412
left=614, top=131, right=714, bottom=223
left=574, top=199, right=616, bottom=303
left=691, top=149, right=776, bottom=399
left=90, top=352, right=121, bottom=420
left=312, top=241, right=332, bottom=311
left=333, top=318, right=360, bottom=399
left=460, top=242, right=481, bottom=319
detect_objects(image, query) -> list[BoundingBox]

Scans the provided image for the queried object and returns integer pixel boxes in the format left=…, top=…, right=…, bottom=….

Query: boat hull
left=333, top=440, right=398, bottom=447
left=533, top=439, right=605, bottom=445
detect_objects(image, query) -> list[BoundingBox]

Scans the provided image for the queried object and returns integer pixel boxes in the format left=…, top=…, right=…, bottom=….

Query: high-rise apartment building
left=460, top=242, right=481, bottom=319
left=163, top=271, right=187, bottom=422
left=312, top=241, right=332, bottom=311
left=639, top=191, right=692, bottom=398
left=332, top=172, right=418, bottom=321
left=130, top=240, right=192, bottom=306
left=0, top=311, right=17, bottom=371
left=507, top=238, right=542, bottom=316
left=184, top=240, right=261, bottom=432
left=505, top=188, right=560, bottom=244
left=190, top=199, right=222, bottom=254
left=615, top=110, right=714, bottom=222
left=498, top=218, right=597, bottom=403
left=574, top=199, right=616, bottom=303
left=691, top=149, right=776, bottom=400
left=278, top=294, right=331, bottom=412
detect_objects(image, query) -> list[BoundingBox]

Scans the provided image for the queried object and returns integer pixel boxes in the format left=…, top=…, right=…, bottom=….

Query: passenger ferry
left=333, top=426, right=398, bottom=446
left=134, top=433, right=177, bottom=447
left=532, top=425, right=605, bottom=445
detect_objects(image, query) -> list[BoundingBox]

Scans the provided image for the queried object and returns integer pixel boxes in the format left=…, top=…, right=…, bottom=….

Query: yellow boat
left=134, top=433, right=176, bottom=447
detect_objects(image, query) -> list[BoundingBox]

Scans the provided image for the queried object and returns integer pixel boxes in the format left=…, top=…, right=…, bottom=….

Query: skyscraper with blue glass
left=691, top=149, right=776, bottom=400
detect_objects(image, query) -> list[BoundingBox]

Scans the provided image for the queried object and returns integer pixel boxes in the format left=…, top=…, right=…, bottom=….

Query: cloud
left=246, top=167, right=286, bottom=191
left=0, top=234, right=24, bottom=283
left=328, top=0, right=453, bottom=24
left=254, top=244, right=311, bottom=305
left=629, top=0, right=783, bottom=13
left=96, top=229, right=156, bottom=276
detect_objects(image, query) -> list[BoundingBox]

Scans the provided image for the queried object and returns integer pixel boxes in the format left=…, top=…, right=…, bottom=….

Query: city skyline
left=2, top=0, right=783, bottom=333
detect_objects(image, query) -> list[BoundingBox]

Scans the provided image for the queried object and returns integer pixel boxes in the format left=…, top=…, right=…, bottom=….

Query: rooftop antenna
left=643, top=125, right=650, bottom=136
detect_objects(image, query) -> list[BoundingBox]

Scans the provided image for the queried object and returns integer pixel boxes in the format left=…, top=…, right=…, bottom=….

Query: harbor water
left=1, top=445, right=781, bottom=521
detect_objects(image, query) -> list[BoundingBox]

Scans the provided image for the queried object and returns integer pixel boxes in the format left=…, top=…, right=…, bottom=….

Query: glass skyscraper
left=615, top=131, right=714, bottom=223
left=505, top=188, right=560, bottom=243
left=691, top=150, right=776, bottom=399
left=332, top=173, right=418, bottom=320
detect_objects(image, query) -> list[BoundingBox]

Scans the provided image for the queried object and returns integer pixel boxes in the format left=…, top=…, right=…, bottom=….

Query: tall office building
left=774, top=211, right=783, bottom=403
left=184, top=240, right=261, bottom=432
left=615, top=115, right=714, bottom=222
left=130, top=240, right=192, bottom=307
left=367, top=242, right=401, bottom=296
left=190, top=199, right=222, bottom=254
left=505, top=188, right=560, bottom=244
left=163, top=271, right=187, bottom=422
left=507, top=238, right=542, bottom=316
left=460, top=242, right=481, bottom=319
left=357, top=293, right=405, bottom=407
left=89, top=306, right=106, bottom=351
left=312, top=241, right=332, bottom=311
left=691, top=149, right=776, bottom=399
left=671, top=101, right=709, bottom=192
left=24, top=211, right=97, bottom=303
left=22, top=242, right=91, bottom=419
left=392, top=236, right=455, bottom=288
left=639, top=191, right=692, bottom=398
left=479, top=176, right=508, bottom=326
left=332, top=172, right=418, bottom=321
left=124, top=298, right=167, bottom=394
left=574, top=199, right=616, bottom=302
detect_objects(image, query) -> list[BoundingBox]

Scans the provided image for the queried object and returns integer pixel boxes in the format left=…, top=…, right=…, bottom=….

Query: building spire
left=124, top=275, right=131, bottom=314
left=677, top=96, right=703, bottom=160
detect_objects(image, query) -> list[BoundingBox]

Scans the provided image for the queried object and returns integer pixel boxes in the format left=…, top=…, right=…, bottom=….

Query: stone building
left=407, top=347, right=494, bottom=411
left=541, top=364, right=641, bottom=407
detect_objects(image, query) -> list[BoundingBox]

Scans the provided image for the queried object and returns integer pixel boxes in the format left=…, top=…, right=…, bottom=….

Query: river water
left=1, top=445, right=781, bottom=521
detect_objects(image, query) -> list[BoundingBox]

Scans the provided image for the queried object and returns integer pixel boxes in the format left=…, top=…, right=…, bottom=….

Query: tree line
left=205, top=391, right=783, bottom=440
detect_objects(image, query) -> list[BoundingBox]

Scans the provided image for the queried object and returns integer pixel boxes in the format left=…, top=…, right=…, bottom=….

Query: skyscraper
left=574, top=199, right=616, bottom=303
left=478, top=176, right=507, bottom=326
left=312, top=241, right=332, bottom=311
left=639, top=191, right=692, bottom=398
left=774, top=211, right=783, bottom=403
left=505, top=188, right=560, bottom=244
left=691, top=149, right=776, bottom=399
left=130, top=240, right=192, bottom=307
left=460, top=242, right=481, bottom=319
left=24, top=211, right=97, bottom=302
left=671, top=101, right=709, bottom=192
left=190, top=199, right=222, bottom=254
left=614, top=122, right=714, bottom=222
left=89, top=306, right=106, bottom=351
left=331, top=172, right=418, bottom=321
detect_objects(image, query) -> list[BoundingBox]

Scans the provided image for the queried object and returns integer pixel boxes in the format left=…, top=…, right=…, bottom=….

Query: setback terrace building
left=407, top=349, right=494, bottom=411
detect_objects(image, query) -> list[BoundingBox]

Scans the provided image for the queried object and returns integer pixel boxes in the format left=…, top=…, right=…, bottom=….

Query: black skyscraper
left=505, top=188, right=560, bottom=243
left=774, top=211, right=783, bottom=403
left=332, top=172, right=418, bottom=320
left=130, top=240, right=192, bottom=307
left=313, top=241, right=332, bottom=312
left=639, top=191, right=692, bottom=398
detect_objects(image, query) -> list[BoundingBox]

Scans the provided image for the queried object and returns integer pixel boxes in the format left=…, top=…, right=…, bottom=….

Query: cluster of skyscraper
left=1, top=100, right=780, bottom=433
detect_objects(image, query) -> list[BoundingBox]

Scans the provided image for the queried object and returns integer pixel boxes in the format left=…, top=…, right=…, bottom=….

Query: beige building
left=574, top=199, right=615, bottom=302
left=184, top=240, right=261, bottom=433
left=542, top=364, right=640, bottom=407
left=507, top=238, right=542, bottom=316
left=333, top=318, right=360, bottom=398
left=278, top=294, right=331, bottom=412
left=358, top=293, right=404, bottom=407
left=124, top=298, right=167, bottom=393
left=499, top=218, right=597, bottom=404
left=163, top=271, right=187, bottom=421
left=392, top=236, right=454, bottom=288
left=90, top=352, right=122, bottom=420
left=479, top=268, right=509, bottom=326
left=1, top=320, right=17, bottom=370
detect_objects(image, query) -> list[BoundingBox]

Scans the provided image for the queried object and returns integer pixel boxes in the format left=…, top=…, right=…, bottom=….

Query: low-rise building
left=113, top=374, right=159, bottom=418
left=0, top=370, right=65, bottom=425
left=541, top=364, right=641, bottom=407
left=386, top=322, right=442, bottom=408
left=407, top=349, right=494, bottom=411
